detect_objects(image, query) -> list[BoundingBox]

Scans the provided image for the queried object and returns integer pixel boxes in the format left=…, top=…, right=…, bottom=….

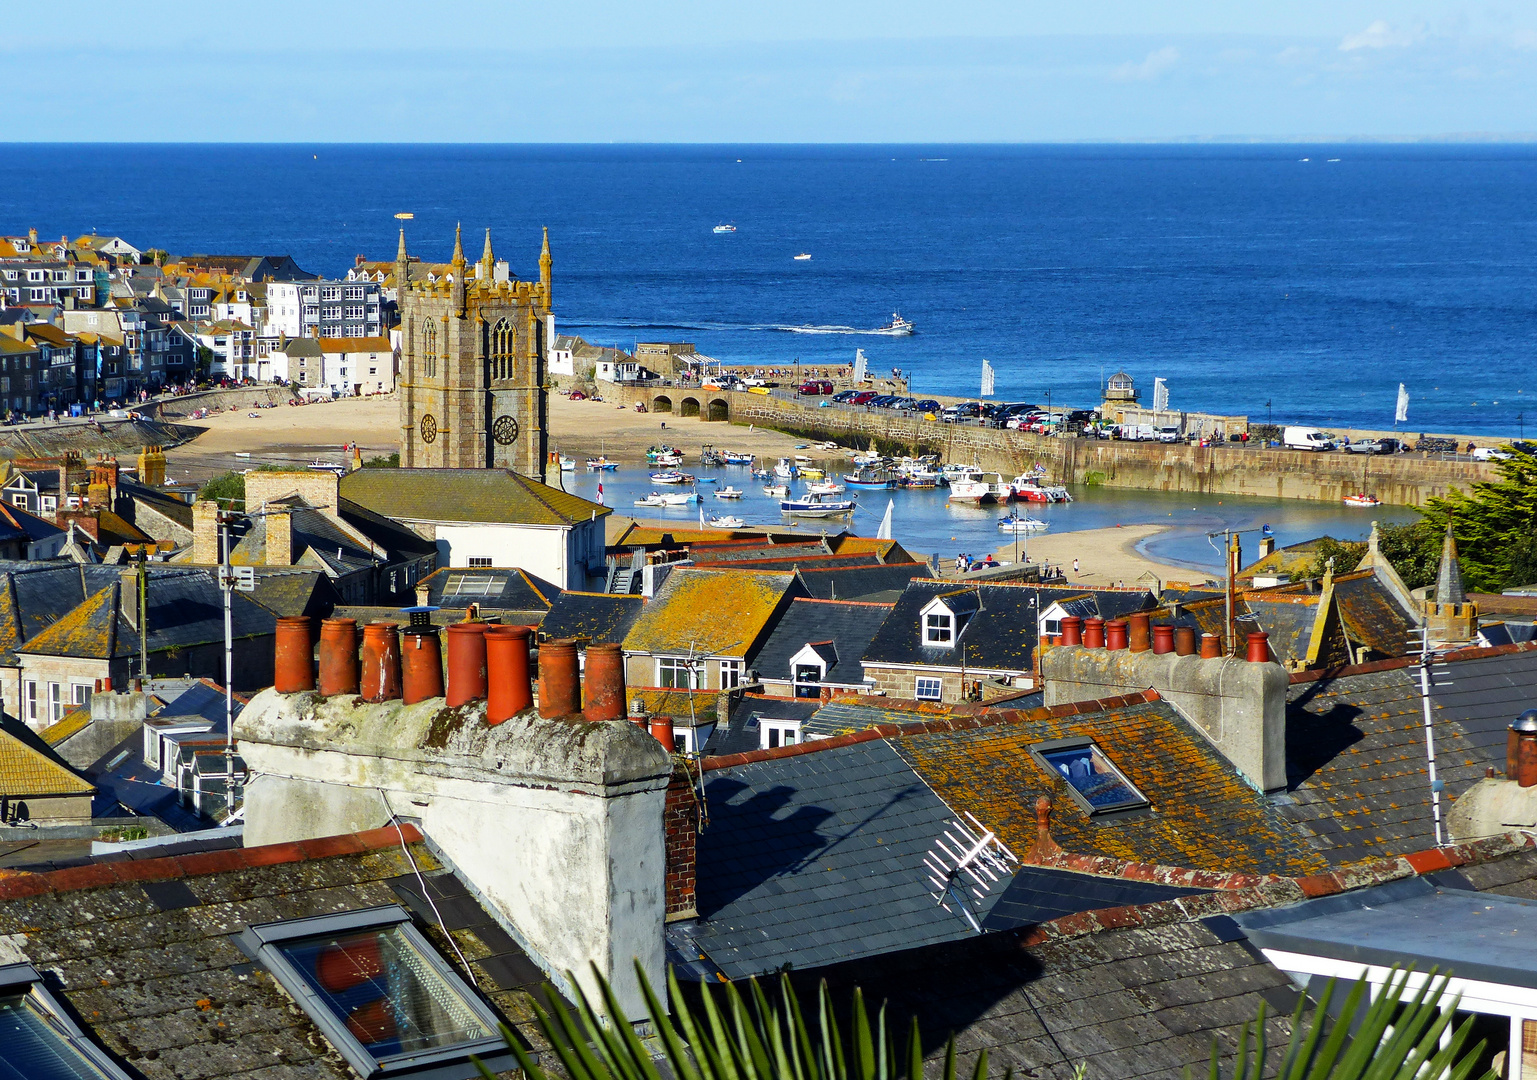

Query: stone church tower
left=397, top=225, right=552, bottom=481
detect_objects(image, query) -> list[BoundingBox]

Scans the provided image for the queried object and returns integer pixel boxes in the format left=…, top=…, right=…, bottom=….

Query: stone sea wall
left=615, top=385, right=1494, bottom=506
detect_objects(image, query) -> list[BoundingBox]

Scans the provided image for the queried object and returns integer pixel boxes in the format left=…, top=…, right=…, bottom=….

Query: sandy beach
left=999, top=523, right=1201, bottom=590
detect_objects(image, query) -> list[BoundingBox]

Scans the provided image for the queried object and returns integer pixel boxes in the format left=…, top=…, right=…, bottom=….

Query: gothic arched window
left=423, top=320, right=437, bottom=378
left=490, top=318, right=514, bottom=381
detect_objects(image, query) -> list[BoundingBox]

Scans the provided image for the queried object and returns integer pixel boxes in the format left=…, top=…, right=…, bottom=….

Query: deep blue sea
left=5, top=143, right=1537, bottom=436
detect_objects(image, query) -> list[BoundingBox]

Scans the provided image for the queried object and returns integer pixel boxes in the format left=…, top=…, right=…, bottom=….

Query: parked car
left=1473, top=446, right=1513, bottom=462
left=914, top=399, right=940, bottom=414
left=851, top=391, right=877, bottom=405
left=1344, top=438, right=1383, bottom=455
left=1283, top=426, right=1335, bottom=451
left=832, top=389, right=859, bottom=403
left=740, top=376, right=769, bottom=388
left=798, top=380, right=833, bottom=395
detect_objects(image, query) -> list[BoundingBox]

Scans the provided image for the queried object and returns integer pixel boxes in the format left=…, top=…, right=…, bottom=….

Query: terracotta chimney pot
left=537, top=639, right=581, bottom=718
left=445, top=623, right=489, bottom=708
left=1173, top=626, right=1197, bottom=656
left=583, top=643, right=627, bottom=723
left=485, top=625, right=534, bottom=723
left=400, top=626, right=444, bottom=704
left=274, top=616, right=315, bottom=694
left=317, top=618, right=359, bottom=697
left=1152, top=625, right=1174, bottom=655
left=1199, top=632, right=1223, bottom=660
left=1105, top=619, right=1128, bottom=651
left=1083, top=617, right=1105, bottom=649
left=1127, top=612, right=1151, bottom=653
left=1059, top=616, right=1083, bottom=647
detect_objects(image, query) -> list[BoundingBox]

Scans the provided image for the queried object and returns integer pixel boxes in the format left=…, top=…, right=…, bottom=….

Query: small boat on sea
left=793, top=253, right=811, bottom=261
left=634, top=493, right=667, bottom=507
left=781, top=491, right=857, bottom=516
left=1343, top=494, right=1382, bottom=507
left=646, top=444, right=683, bottom=464
left=750, top=467, right=773, bottom=480
left=586, top=457, right=618, bottom=470
left=998, top=515, right=1049, bottom=533
left=1011, top=475, right=1073, bottom=503
left=949, top=472, right=1014, bottom=504
left=722, top=451, right=754, bottom=465
left=559, top=456, right=576, bottom=472
left=708, top=515, right=745, bottom=529
left=844, top=467, right=894, bottom=489
left=308, top=460, right=345, bottom=474
left=650, top=471, right=695, bottom=484
left=872, top=312, right=915, bottom=336
left=763, top=483, right=789, bottom=496
left=713, top=224, right=737, bottom=234
left=799, top=466, right=825, bottom=480
left=774, top=457, right=797, bottom=479
left=715, top=487, right=744, bottom=499
left=807, top=480, right=846, bottom=495
left=658, top=491, right=697, bottom=506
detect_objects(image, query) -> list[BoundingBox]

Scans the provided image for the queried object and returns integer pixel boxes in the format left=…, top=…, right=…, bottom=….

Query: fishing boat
left=872, top=312, right=916, bottom=335
left=774, top=457, right=797, bottom=479
left=843, top=467, right=894, bottom=489
left=660, top=491, right=698, bottom=506
left=721, top=451, right=754, bottom=465
left=646, top=444, right=683, bottom=463
left=708, top=515, right=745, bottom=528
left=780, top=491, right=857, bottom=516
left=947, top=477, right=990, bottom=503
left=558, top=455, right=576, bottom=472
left=750, top=467, right=774, bottom=480
left=713, top=224, right=737, bottom=234
left=308, top=460, right=345, bottom=474
left=715, top=487, right=744, bottom=499
left=699, top=445, right=724, bottom=466
left=585, top=457, right=618, bottom=470
left=763, top=483, right=789, bottom=496
left=807, top=480, right=846, bottom=495
left=1010, top=475, right=1073, bottom=503
left=1343, top=494, right=1381, bottom=507
left=634, top=493, right=668, bottom=507
left=649, top=471, right=695, bottom=484
left=799, top=466, right=825, bottom=480
left=940, top=463, right=981, bottom=485
left=998, top=515, right=1049, bottom=533
left=793, top=253, right=812, bottom=261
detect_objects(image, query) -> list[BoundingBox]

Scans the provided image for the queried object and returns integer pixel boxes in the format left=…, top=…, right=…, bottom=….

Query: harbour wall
left=615, top=385, right=1494, bottom=507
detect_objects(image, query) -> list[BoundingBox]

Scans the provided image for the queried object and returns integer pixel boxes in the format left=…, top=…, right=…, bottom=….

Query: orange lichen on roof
left=895, top=698, right=1325, bottom=877
left=39, top=707, right=91, bottom=747
left=18, top=584, right=118, bottom=660
left=623, top=568, right=797, bottom=658
left=0, top=724, right=93, bottom=796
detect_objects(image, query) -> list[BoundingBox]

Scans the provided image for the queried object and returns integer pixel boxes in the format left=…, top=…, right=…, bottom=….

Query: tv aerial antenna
left=923, top=811, right=1019, bottom=933
left=1406, top=624, right=1456, bottom=846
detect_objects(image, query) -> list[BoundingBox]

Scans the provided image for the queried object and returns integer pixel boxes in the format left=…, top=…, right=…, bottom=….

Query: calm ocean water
left=4, top=144, right=1536, bottom=436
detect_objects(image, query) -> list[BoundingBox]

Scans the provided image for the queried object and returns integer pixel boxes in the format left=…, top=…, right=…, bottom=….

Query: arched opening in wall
left=679, top=397, right=700, bottom=418
left=652, top=395, right=673, bottom=413
left=707, top=398, right=729, bottom=422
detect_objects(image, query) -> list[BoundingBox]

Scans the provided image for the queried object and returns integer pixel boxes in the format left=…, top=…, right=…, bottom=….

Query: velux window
left=239, top=906, right=512, bottom=1080
left=1033, top=739, right=1148, bottom=815
left=0, top=962, right=134, bottom=1079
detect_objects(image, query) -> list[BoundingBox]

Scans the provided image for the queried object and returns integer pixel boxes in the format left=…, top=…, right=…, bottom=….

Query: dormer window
left=239, top=906, right=513, bottom=1079
left=924, top=611, right=953, bottom=646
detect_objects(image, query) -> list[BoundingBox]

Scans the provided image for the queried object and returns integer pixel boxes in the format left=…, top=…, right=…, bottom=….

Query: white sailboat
left=876, top=499, right=893, bottom=541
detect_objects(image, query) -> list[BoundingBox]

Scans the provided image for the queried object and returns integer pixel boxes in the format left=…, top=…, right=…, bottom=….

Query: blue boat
left=843, top=467, right=894, bottom=489
left=780, top=492, right=857, bottom=516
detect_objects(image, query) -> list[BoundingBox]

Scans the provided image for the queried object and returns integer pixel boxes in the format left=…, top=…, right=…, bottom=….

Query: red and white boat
left=1010, top=475, right=1073, bottom=503
left=1343, top=493, right=1381, bottom=508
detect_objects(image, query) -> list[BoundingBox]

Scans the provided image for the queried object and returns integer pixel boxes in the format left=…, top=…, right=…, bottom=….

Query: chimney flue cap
left=1512, top=710, right=1537, bottom=733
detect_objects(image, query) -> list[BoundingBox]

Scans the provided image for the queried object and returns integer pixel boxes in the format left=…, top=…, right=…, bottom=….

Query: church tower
left=1423, top=525, right=1478, bottom=649
left=397, top=226, right=551, bottom=481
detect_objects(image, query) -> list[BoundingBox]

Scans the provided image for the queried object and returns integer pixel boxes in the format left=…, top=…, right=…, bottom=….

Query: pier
left=611, top=385, right=1494, bottom=507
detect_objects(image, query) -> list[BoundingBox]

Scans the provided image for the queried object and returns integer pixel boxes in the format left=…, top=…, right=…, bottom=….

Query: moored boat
left=807, top=480, right=846, bottom=495
left=843, top=467, right=894, bottom=488
left=774, top=457, right=797, bottom=479
left=650, top=471, right=695, bottom=484
left=586, top=457, right=618, bottom=470
left=998, top=515, right=1049, bottom=533
left=1343, top=493, right=1381, bottom=507
left=708, top=515, right=745, bottom=528
left=780, top=491, right=857, bottom=516
left=715, top=487, right=744, bottom=499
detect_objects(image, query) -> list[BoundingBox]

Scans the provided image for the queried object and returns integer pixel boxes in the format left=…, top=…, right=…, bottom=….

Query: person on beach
left=1073, top=558, right=1080, bottom=576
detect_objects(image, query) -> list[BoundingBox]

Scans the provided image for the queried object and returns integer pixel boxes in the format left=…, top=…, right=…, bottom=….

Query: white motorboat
left=1011, top=475, right=1073, bottom=503
left=721, top=451, right=754, bottom=465
left=558, top=455, right=576, bottom=471
left=634, top=493, right=667, bottom=507
left=998, top=515, right=1049, bottom=533
left=1343, top=494, right=1382, bottom=507
left=781, top=491, right=857, bottom=516
left=586, top=456, right=618, bottom=470
left=817, top=441, right=840, bottom=451
left=708, top=515, right=745, bottom=528
left=713, top=224, right=737, bottom=234
left=661, top=491, right=698, bottom=505
left=715, top=487, right=744, bottom=499
left=793, top=253, right=811, bottom=261
left=807, top=480, right=846, bottom=495
left=873, top=312, right=915, bottom=335
left=650, top=471, right=695, bottom=484
left=763, top=483, right=789, bottom=496
left=774, top=457, right=797, bottom=479
left=947, top=479, right=990, bottom=503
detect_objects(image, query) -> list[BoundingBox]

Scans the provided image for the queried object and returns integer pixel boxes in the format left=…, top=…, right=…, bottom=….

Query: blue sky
left=11, top=1, right=1537, bottom=141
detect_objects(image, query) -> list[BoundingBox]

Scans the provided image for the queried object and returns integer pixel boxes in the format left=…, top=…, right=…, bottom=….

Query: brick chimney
left=191, top=500, right=220, bottom=564
left=664, top=765, right=698, bottom=920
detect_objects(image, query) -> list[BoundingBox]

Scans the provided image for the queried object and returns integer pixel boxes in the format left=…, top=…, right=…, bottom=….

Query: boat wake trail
left=566, top=318, right=913, bottom=337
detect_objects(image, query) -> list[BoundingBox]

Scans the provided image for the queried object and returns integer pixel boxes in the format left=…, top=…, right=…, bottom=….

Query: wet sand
left=1002, top=523, right=1201, bottom=589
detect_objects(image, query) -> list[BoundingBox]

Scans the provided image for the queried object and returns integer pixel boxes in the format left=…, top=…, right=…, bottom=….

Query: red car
left=851, top=390, right=877, bottom=405
left=798, top=380, right=833, bottom=395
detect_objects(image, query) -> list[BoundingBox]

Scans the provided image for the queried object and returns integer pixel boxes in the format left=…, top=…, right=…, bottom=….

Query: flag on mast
left=596, top=482, right=604, bottom=506
left=1395, top=383, right=1409, bottom=424
left=980, top=359, right=995, bottom=398
left=876, top=499, right=894, bottom=541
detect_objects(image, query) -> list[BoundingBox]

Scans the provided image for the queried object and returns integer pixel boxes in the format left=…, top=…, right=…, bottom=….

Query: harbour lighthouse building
left=396, top=225, right=552, bottom=480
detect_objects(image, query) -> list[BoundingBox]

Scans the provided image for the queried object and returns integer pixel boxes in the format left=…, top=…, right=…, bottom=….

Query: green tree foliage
left=362, top=452, right=399, bottom=468
left=1419, top=446, right=1537, bottom=593
left=197, top=471, right=245, bottom=506
left=1306, top=523, right=1441, bottom=590
left=477, top=964, right=1491, bottom=1080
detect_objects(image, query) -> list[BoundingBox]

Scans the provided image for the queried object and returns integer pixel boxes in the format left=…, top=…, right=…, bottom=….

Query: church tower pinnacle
left=450, top=223, right=466, bottom=312
left=480, top=228, right=495, bottom=281
left=539, top=227, right=552, bottom=307
left=395, top=228, right=409, bottom=290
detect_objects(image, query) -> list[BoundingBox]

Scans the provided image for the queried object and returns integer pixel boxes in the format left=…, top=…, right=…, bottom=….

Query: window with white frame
left=23, top=681, right=37, bottom=724
left=793, top=663, right=822, bottom=699
left=71, top=683, right=91, bottom=707
left=760, top=719, right=801, bottom=749
left=1043, top=617, right=1062, bottom=637
left=237, top=906, right=513, bottom=1080
left=923, top=611, right=954, bottom=646
left=915, top=676, right=943, bottom=701
left=48, top=683, right=63, bottom=724
left=718, top=658, right=742, bottom=689
left=657, top=656, right=696, bottom=689
left=0, top=962, right=137, bottom=1079
left=321, top=286, right=341, bottom=301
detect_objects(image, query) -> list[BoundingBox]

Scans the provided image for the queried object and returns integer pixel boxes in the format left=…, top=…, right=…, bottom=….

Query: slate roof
left=623, top=567, right=803, bottom=659
left=0, top=714, right=93, bottom=796
left=538, top=590, right=645, bottom=644
left=679, top=738, right=1017, bottom=979
left=884, top=696, right=1324, bottom=875
left=341, top=467, right=608, bottom=526
left=0, top=825, right=558, bottom=1080
left=702, top=698, right=822, bottom=756
left=1283, top=644, right=1537, bottom=863
left=752, top=598, right=894, bottom=684
left=864, top=581, right=1155, bottom=674
left=421, top=566, right=561, bottom=614
left=794, top=562, right=934, bottom=601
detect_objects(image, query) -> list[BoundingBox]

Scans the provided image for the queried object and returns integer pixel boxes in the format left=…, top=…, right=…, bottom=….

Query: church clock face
left=419, top=413, right=437, bottom=444
left=493, top=414, right=519, bottom=445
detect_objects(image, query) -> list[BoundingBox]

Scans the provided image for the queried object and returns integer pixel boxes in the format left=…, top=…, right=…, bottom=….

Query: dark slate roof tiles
left=751, top=598, right=894, bottom=684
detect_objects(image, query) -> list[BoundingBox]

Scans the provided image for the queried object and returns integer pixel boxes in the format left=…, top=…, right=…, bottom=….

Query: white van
left=1283, top=426, right=1334, bottom=451
left=1155, top=425, right=1181, bottom=443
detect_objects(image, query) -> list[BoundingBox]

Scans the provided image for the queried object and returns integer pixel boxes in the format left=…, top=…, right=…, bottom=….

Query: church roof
left=339, top=468, right=608, bottom=527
